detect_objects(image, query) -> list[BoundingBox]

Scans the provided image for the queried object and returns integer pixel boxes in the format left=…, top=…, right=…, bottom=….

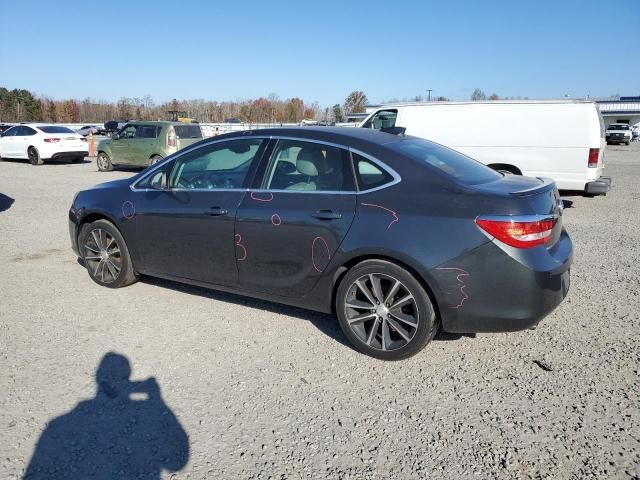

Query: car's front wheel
left=79, top=219, right=138, bottom=288
left=336, top=259, right=437, bottom=360
left=96, top=152, right=113, bottom=171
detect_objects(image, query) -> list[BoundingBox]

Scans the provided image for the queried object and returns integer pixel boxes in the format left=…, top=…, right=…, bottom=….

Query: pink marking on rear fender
left=436, top=267, right=470, bottom=309
left=271, top=214, right=282, bottom=226
left=360, top=202, right=399, bottom=229
left=311, top=236, right=331, bottom=272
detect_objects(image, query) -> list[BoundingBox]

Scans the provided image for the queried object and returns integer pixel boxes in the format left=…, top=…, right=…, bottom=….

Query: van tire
left=488, top=164, right=522, bottom=175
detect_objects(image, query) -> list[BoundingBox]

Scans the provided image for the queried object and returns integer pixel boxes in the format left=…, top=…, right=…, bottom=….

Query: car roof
left=129, top=121, right=197, bottom=126
left=219, top=126, right=408, bottom=149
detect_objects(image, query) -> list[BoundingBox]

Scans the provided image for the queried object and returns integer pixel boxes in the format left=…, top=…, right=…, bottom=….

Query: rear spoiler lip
left=509, top=177, right=556, bottom=196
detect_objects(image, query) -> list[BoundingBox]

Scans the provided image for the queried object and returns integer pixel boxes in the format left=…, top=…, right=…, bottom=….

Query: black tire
left=150, top=155, right=163, bottom=166
left=79, top=219, right=138, bottom=288
left=28, top=147, right=43, bottom=166
left=96, top=152, right=113, bottom=171
left=335, top=259, right=436, bottom=360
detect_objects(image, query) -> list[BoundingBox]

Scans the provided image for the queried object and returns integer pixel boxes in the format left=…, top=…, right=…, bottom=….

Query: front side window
left=362, top=109, right=398, bottom=130
left=2, top=126, right=19, bottom=137
left=168, top=138, right=264, bottom=189
left=263, top=140, right=354, bottom=192
left=119, top=125, right=137, bottom=138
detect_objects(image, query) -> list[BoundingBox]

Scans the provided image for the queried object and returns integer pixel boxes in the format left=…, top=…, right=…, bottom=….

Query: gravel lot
left=1, top=145, right=638, bottom=479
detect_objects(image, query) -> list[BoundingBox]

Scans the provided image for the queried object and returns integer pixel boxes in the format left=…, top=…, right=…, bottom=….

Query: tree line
left=0, top=87, right=372, bottom=125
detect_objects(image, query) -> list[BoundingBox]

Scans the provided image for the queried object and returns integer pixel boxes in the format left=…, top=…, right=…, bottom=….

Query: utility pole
left=425, top=89, right=433, bottom=102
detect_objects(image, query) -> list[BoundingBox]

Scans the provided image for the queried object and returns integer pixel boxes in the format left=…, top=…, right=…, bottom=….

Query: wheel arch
left=330, top=254, right=442, bottom=324
left=486, top=163, right=522, bottom=175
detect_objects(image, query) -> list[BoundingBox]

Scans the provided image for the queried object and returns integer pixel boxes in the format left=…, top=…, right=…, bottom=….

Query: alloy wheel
left=344, top=273, right=419, bottom=351
left=83, top=228, right=122, bottom=284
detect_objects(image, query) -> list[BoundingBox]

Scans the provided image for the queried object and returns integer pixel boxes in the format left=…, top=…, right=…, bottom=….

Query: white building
left=596, top=96, right=640, bottom=129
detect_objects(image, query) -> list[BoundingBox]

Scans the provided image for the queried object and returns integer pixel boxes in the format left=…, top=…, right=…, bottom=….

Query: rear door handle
left=311, top=210, right=342, bottom=220
left=208, top=206, right=229, bottom=216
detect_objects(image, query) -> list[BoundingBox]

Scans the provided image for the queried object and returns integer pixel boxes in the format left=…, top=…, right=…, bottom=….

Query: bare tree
left=470, top=88, right=487, bottom=101
left=343, top=90, right=368, bottom=114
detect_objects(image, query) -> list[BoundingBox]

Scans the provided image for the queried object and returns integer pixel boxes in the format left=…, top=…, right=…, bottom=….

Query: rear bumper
left=585, top=176, right=612, bottom=195
left=51, top=150, right=89, bottom=160
left=435, top=230, right=573, bottom=333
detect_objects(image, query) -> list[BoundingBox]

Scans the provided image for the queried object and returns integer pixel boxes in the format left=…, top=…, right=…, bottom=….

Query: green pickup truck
left=96, top=121, right=203, bottom=171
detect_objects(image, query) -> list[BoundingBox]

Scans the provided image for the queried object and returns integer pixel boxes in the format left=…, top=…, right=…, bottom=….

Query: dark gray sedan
left=68, top=127, right=572, bottom=360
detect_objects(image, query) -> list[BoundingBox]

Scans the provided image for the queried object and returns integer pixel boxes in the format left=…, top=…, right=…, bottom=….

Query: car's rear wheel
left=150, top=155, right=163, bottom=165
left=79, top=219, right=138, bottom=288
left=97, top=152, right=113, bottom=171
left=28, top=147, right=43, bottom=166
left=336, top=259, right=436, bottom=360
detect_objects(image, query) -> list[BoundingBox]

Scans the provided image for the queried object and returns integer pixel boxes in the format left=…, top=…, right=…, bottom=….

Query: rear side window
left=174, top=125, right=202, bottom=139
left=352, top=153, right=394, bottom=190
left=135, top=125, right=159, bottom=139
left=264, top=140, right=354, bottom=192
left=17, top=126, right=37, bottom=136
left=38, top=126, right=75, bottom=134
left=388, top=138, right=501, bottom=185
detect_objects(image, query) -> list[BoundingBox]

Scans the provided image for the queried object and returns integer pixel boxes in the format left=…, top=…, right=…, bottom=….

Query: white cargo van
left=361, top=101, right=611, bottom=194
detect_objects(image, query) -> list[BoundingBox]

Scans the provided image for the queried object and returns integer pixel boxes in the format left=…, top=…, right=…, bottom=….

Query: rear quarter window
left=174, top=125, right=202, bottom=139
left=37, top=126, right=75, bottom=134
left=388, top=138, right=501, bottom=185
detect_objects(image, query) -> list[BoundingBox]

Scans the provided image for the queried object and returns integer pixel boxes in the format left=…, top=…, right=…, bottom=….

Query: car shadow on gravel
left=0, top=193, right=14, bottom=212
left=140, top=276, right=357, bottom=351
left=24, top=352, right=189, bottom=480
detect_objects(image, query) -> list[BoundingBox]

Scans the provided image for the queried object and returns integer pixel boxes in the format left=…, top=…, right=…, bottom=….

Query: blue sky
left=0, top=0, right=638, bottom=106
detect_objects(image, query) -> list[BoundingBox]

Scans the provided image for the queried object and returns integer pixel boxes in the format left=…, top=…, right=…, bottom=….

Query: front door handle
left=311, top=210, right=342, bottom=220
left=208, top=206, right=229, bottom=216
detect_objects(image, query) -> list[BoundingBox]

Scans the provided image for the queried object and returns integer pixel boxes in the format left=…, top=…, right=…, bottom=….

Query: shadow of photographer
left=24, top=352, right=189, bottom=479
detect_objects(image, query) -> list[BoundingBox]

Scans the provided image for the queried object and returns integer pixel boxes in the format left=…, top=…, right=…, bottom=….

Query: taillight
left=167, top=127, right=176, bottom=147
left=588, top=148, right=599, bottom=168
left=44, top=138, right=60, bottom=143
left=475, top=216, right=556, bottom=249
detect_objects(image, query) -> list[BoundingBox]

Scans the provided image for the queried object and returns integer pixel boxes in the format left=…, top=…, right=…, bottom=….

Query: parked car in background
left=605, top=123, right=632, bottom=145
left=361, top=101, right=611, bottom=195
left=96, top=121, right=203, bottom=171
left=104, top=120, right=127, bottom=137
left=69, top=127, right=572, bottom=360
left=0, top=124, right=88, bottom=165
left=77, top=125, right=98, bottom=137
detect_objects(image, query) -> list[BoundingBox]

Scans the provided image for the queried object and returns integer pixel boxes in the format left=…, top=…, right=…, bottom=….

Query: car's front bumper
left=585, top=176, right=612, bottom=195
left=435, top=229, right=573, bottom=333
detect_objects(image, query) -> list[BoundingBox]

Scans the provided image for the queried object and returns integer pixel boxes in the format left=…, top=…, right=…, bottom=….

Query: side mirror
left=112, top=133, right=120, bottom=140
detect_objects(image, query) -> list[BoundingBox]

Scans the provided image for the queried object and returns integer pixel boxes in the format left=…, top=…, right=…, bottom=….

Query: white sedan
left=0, top=124, right=89, bottom=165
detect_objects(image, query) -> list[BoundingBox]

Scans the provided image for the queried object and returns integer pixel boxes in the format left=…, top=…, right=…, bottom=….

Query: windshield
left=388, top=138, right=502, bottom=185
left=608, top=124, right=629, bottom=130
left=37, top=126, right=75, bottom=134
